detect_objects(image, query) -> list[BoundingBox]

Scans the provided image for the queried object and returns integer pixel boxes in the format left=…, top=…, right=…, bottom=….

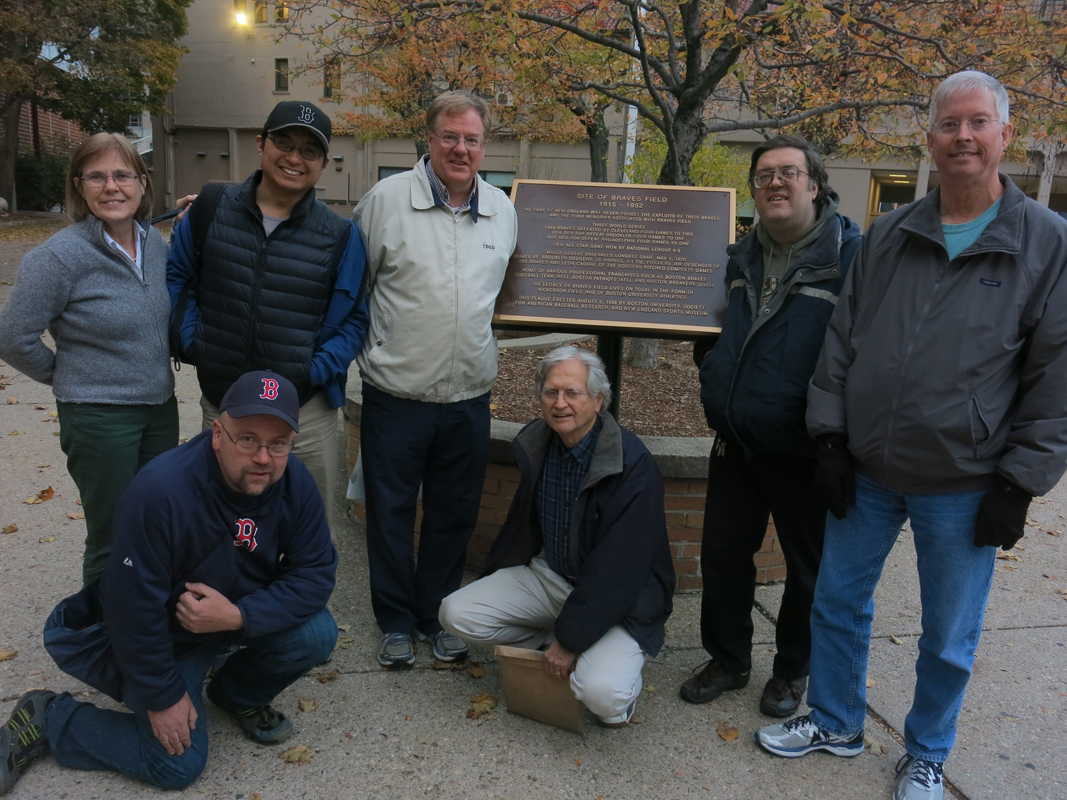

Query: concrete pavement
left=1, top=216, right=1065, bottom=800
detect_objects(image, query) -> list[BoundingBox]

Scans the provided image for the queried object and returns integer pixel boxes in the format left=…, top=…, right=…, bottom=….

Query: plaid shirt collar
left=425, top=159, right=480, bottom=221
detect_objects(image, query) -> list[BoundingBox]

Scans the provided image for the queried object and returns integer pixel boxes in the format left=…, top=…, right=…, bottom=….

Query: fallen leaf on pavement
left=26, top=670, right=41, bottom=676
left=251, top=794, right=262, bottom=800
left=890, top=635, right=904, bottom=645
left=716, top=720, right=740, bottom=741
left=67, top=512, right=85, bottom=520
left=431, top=659, right=465, bottom=671
left=2, top=524, right=17, bottom=534
left=35, top=405, right=46, bottom=410
left=36, top=486, right=55, bottom=501
left=39, top=536, right=56, bottom=543
left=336, top=635, right=355, bottom=649
left=864, top=733, right=888, bottom=755
left=76, top=499, right=82, bottom=505
left=575, top=757, right=581, bottom=766
left=466, top=661, right=486, bottom=678
left=36, top=464, right=50, bottom=468
left=315, top=668, right=341, bottom=683
left=467, top=692, right=497, bottom=719
left=644, top=684, right=657, bottom=693
left=996, top=552, right=1022, bottom=561
left=23, top=496, right=40, bottom=505
left=278, top=745, right=313, bottom=765
left=0, top=650, right=17, bottom=662
left=337, top=623, right=352, bottom=633
left=866, top=677, right=876, bottom=688
left=6, top=397, right=18, bottom=404
left=9, top=431, right=18, bottom=436
left=298, top=697, right=318, bottom=712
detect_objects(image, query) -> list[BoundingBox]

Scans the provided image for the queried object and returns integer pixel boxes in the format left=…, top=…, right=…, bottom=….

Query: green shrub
left=15, top=152, right=70, bottom=212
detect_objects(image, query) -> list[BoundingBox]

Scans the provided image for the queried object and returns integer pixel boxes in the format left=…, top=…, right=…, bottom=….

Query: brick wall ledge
left=344, top=396, right=786, bottom=591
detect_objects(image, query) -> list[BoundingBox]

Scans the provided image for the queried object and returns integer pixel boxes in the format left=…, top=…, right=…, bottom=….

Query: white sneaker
left=755, top=714, right=865, bottom=758
left=893, top=755, right=944, bottom=800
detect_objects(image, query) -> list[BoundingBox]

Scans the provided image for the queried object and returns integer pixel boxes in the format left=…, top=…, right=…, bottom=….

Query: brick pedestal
left=344, top=398, right=786, bottom=592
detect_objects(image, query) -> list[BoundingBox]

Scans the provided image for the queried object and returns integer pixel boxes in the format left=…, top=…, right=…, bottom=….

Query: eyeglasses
left=431, top=132, right=486, bottom=151
left=218, top=421, right=293, bottom=457
left=79, top=171, right=140, bottom=188
left=751, top=168, right=809, bottom=190
left=932, top=117, right=1001, bottom=136
left=541, top=388, right=588, bottom=402
left=267, top=135, right=325, bottom=161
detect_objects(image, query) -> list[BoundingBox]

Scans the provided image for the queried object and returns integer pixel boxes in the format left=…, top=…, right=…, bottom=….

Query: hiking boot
left=679, top=660, right=749, bottom=704
left=755, top=714, right=864, bottom=758
left=759, top=675, right=807, bottom=718
left=894, top=754, right=945, bottom=800
left=377, top=632, right=416, bottom=668
left=415, top=630, right=469, bottom=662
left=206, top=681, right=292, bottom=745
left=2, top=690, right=56, bottom=795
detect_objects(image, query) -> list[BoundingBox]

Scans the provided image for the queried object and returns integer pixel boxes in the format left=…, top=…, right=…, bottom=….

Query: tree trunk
left=585, top=105, right=609, bottom=183
left=0, top=100, right=22, bottom=212
left=626, top=337, right=659, bottom=369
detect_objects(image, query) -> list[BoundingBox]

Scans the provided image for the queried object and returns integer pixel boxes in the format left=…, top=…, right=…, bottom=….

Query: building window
left=128, top=113, right=142, bottom=129
left=274, top=0, right=289, bottom=23
left=378, top=167, right=407, bottom=182
left=324, top=61, right=341, bottom=99
left=254, top=0, right=267, bottom=24
left=275, top=58, right=289, bottom=92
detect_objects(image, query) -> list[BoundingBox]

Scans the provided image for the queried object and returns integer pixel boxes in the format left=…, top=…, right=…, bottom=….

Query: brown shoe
left=759, top=675, right=807, bottom=718
left=679, top=660, right=749, bottom=704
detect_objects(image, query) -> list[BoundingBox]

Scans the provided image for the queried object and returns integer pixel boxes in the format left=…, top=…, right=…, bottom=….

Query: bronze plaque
left=494, top=180, right=734, bottom=336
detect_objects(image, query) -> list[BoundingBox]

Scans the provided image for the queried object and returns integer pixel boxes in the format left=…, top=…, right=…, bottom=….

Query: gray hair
left=426, top=90, right=492, bottom=140
left=929, top=71, right=1010, bottom=126
left=533, top=346, right=612, bottom=408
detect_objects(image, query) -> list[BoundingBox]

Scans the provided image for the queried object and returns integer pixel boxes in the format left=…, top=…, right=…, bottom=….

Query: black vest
left=193, top=173, right=351, bottom=405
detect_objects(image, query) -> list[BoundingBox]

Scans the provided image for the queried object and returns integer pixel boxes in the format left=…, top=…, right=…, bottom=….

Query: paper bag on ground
left=494, top=645, right=584, bottom=734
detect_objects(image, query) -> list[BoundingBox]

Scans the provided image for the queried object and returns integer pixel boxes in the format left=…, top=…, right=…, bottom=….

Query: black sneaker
left=679, top=660, right=749, bottom=704
left=759, top=675, right=807, bottom=717
left=206, top=681, right=293, bottom=745
left=2, top=690, right=56, bottom=795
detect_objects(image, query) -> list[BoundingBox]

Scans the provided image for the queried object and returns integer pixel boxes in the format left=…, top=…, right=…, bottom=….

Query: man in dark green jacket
left=683, top=135, right=861, bottom=718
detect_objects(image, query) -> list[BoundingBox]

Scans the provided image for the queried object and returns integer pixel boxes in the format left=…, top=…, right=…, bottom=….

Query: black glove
left=693, top=338, right=715, bottom=368
left=973, top=475, right=1032, bottom=551
left=813, top=433, right=855, bottom=520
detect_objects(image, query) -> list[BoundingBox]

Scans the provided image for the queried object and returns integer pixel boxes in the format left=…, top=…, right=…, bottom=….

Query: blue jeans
left=806, top=473, right=996, bottom=763
left=44, top=607, right=337, bottom=789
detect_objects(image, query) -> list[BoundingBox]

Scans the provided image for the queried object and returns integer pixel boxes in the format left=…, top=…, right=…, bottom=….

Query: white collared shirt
left=103, top=222, right=147, bottom=279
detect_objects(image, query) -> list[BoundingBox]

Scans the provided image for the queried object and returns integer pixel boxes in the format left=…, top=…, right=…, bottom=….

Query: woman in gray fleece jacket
left=0, top=133, right=182, bottom=585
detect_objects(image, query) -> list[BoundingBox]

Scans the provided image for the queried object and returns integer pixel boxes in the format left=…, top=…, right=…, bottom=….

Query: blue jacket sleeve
left=103, top=485, right=186, bottom=713
left=166, top=215, right=200, bottom=357
left=310, top=220, right=369, bottom=407
left=235, top=463, right=338, bottom=637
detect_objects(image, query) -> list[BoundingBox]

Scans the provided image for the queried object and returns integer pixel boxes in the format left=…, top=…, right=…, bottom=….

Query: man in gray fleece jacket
left=756, top=72, right=1067, bottom=800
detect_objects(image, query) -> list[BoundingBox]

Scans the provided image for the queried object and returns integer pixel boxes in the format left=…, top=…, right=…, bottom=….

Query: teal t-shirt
left=942, top=198, right=1001, bottom=260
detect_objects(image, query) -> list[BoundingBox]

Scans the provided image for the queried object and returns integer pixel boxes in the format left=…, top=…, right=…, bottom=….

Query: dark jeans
left=57, top=397, right=179, bottom=585
left=360, top=383, right=490, bottom=637
left=699, top=435, right=825, bottom=679
left=45, top=607, right=337, bottom=790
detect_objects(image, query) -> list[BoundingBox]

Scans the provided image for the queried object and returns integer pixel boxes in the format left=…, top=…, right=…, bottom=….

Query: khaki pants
left=439, top=557, right=645, bottom=723
left=201, top=392, right=338, bottom=531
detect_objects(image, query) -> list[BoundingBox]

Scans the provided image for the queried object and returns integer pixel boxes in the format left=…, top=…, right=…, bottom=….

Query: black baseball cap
left=219, top=371, right=300, bottom=432
left=264, top=101, right=331, bottom=155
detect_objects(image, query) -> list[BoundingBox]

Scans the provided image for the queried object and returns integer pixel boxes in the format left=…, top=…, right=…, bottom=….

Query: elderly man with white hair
left=439, top=346, right=675, bottom=727
left=756, top=71, right=1067, bottom=800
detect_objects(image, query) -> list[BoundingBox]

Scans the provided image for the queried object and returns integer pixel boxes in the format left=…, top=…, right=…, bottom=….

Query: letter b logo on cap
left=260, top=378, right=280, bottom=400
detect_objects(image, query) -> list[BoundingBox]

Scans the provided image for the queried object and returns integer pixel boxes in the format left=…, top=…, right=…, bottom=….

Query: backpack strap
left=168, top=182, right=227, bottom=364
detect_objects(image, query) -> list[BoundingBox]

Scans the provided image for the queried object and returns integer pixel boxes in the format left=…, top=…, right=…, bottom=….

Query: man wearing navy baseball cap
left=168, top=97, right=368, bottom=527
left=3, top=371, right=338, bottom=793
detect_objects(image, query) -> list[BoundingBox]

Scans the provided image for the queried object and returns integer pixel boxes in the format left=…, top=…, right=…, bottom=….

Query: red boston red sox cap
left=219, top=371, right=300, bottom=432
